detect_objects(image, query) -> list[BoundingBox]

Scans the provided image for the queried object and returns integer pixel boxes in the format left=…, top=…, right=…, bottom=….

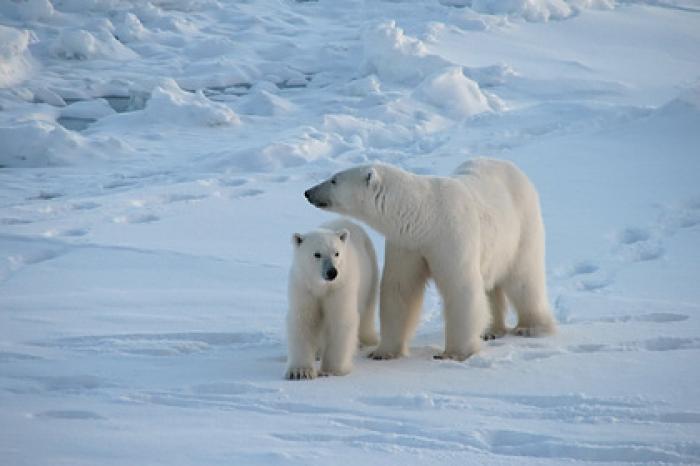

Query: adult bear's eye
left=313, top=252, right=321, bottom=259
left=331, top=178, right=336, bottom=185
left=334, top=251, right=339, bottom=257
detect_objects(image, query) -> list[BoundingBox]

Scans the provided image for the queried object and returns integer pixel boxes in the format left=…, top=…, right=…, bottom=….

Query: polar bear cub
left=285, top=218, right=379, bottom=380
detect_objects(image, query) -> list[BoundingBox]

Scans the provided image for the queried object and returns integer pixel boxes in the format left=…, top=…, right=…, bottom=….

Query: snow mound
left=323, top=114, right=413, bottom=149
left=210, top=131, right=345, bottom=173
left=468, top=0, right=614, bottom=22
left=363, top=21, right=450, bottom=84
left=114, top=12, right=147, bottom=43
left=341, top=75, right=382, bottom=97
left=236, top=88, right=296, bottom=117
left=0, top=26, right=37, bottom=88
left=414, top=67, right=496, bottom=119
left=52, top=27, right=138, bottom=60
left=100, top=79, right=240, bottom=128
left=0, top=0, right=54, bottom=21
left=60, top=98, right=115, bottom=119
left=0, top=121, right=87, bottom=167
left=471, top=0, right=573, bottom=22
left=146, top=79, right=240, bottom=126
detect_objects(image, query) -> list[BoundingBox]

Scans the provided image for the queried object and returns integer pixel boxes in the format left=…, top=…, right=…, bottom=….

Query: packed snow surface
left=1, top=0, right=699, bottom=465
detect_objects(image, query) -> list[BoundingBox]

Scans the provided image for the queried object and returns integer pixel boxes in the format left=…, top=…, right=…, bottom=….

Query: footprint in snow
left=191, top=382, right=279, bottom=396
left=102, top=179, right=136, bottom=190
left=617, top=227, right=651, bottom=245
left=660, top=201, right=700, bottom=231
left=113, top=213, right=159, bottom=224
left=266, top=175, right=290, bottom=183
left=567, top=337, right=700, bottom=354
left=575, top=275, right=612, bottom=292
left=71, top=201, right=100, bottom=210
left=34, top=410, right=105, bottom=420
left=615, top=226, right=664, bottom=262
left=218, top=177, right=248, bottom=187
left=233, top=188, right=264, bottom=199
left=28, top=191, right=64, bottom=201
left=563, top=260, right=599, bottom=277
left=160, top=193, right=207, bottom=204
left=43, top=228, right=88, bottom=238
left=520, top=349, right=563, bottom=361
left=1, top=218, right=33, bottom=225
left=568, top=343, right=608, bottom=353
left=642, top=336, right=700, bottom=352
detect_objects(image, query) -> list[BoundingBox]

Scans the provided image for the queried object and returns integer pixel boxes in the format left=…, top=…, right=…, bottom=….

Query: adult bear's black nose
left=325, top=267, right=338, bottom=281
left=304, top=189, right=311, bottom=199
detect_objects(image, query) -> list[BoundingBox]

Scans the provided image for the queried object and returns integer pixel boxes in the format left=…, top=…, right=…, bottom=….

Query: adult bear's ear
left=366, top=167, right=380, bottom=190
left=337, top=229, right=349, bottom=243
left=292, top=233, right=303, bottom=247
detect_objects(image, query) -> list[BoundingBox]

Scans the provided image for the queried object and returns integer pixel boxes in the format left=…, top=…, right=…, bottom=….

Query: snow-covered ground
left=1, top=0, right=699, bottom=464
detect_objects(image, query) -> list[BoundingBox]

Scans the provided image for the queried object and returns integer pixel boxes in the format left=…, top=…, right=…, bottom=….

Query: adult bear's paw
left=285, top=367, right=317, bottom=380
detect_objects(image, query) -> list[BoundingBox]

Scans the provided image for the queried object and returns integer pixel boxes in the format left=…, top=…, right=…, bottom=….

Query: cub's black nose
left=325, top=267, right=338, bottom=281
left=304, top=190, right=311, bottom=199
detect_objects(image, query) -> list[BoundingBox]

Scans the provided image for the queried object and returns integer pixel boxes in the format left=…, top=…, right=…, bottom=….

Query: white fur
left=285, top=219, right=379, bottom=379
left=305, top=158, right=556, bottom=361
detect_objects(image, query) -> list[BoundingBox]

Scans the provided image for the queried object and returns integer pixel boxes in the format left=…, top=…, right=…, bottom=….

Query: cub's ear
left=337, top=229, right=349, bottom=243
left=366, top=167, right=380, bottom=189
left=292, top=233, right=303, bottom=247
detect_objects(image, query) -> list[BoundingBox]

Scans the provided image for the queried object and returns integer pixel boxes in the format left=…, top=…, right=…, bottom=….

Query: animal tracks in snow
left=33, top=410, right=106, bottom=420
left=272, top=392, right=700, bottom=463
left=559, top=194, right=700, bottom=297
left=34, top=331, right=275, bottom=356
left=112, top=212, right=160, bottom=224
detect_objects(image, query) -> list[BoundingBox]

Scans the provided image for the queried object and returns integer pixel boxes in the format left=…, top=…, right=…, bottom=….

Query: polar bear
left=304, top=158, right=556, bottom=361
left=285, top=218, right=379, bottom=380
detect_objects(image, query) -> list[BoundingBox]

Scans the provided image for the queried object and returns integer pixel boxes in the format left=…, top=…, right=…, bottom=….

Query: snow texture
left=1, top=0, right=699, bottom=465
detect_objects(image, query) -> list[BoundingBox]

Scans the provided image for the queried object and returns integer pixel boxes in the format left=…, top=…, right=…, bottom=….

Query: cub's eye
left=334, top=251, right=339, bottom=257
left=313, top=252, right=321, bottom=259
left=331, top=178, right=337, bottom=185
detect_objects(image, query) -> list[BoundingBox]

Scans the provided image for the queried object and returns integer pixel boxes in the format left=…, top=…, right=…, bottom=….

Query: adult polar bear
left=304, top=158, right=556, bottom=361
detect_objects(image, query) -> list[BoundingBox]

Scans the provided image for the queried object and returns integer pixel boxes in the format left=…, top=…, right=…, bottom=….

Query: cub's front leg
left=285, top=298, right=321, bottom=380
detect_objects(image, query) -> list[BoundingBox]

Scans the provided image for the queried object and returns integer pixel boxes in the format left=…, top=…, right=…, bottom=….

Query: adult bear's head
left=304, top=164, right=383, bottom=217
left=304, top=163, right=427, bottom=244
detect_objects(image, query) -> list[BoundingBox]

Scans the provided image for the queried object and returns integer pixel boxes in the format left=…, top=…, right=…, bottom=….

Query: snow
left=0, top=26, right=36, bottom=88
left=363, top=20, right=450, bottom=84
left=1, top=0, right=700, bottom=465
left=414, top=66, right=497, bottom=118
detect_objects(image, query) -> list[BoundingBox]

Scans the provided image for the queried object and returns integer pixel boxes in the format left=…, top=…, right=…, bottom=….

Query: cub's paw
left=433, top=351, right=474, bottom=362
left=285, top=367, right=317, bottom=380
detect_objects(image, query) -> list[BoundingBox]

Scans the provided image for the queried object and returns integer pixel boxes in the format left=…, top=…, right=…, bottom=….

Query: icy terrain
left=1, top=0, right=699, bottom=464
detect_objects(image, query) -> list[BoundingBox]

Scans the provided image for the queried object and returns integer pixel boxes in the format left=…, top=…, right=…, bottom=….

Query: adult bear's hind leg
left=504, top=262, right=556, bottom=337
left=482, top=286, right=508, bottom=340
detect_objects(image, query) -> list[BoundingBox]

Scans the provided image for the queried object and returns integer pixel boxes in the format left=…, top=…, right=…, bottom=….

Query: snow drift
left=0, top=26, right=37, bottom=88
left=363, top=21, right=450, bottom=84
left=99, top=79, right=240, bottom=128
left=414, top=67, right=498, bottom=119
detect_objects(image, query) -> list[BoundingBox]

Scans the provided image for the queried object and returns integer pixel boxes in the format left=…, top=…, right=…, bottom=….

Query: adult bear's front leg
left=429, top=249, right=489, bottom=361
left=369, top=241, right=429, bottom=360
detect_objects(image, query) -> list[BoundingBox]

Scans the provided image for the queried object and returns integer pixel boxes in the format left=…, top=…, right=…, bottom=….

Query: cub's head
left=304, top=165, right=382, bottom=219
left=291, top=227, right=349, bottom=291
